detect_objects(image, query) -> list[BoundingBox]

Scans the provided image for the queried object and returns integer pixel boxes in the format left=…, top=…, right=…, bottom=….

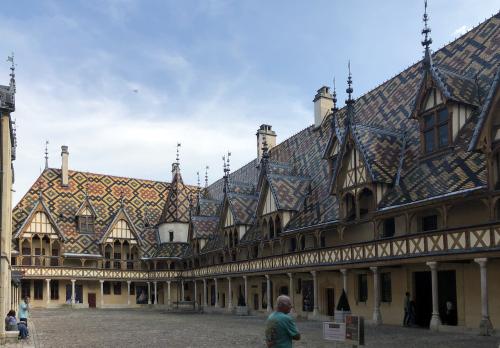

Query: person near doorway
left=19, top=296, right=30, bottom=325
left=403, top=292, right=411, bottom=326
left=443, top=301, right=457, bottom=325
left=265, top=295, right=300, bottom=348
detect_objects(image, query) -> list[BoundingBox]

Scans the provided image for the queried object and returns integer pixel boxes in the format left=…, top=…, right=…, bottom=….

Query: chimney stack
left=61, top=145, right=69, bottom=187
left=256, top=124, right=276, bottom=160
left=313, top=86, right=333, bottom=128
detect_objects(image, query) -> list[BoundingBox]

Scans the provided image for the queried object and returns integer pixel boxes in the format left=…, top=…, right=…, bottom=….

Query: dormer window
left=422, top=107, right=449, bottom=153
left=76, top=205, right=96, bottom=234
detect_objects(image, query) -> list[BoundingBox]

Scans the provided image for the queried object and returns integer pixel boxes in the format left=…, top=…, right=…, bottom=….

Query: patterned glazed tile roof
left=151, top=242, right=191, bottom=259
left=267, top=174, right=310, bottom=211
left=227, top=192, right=258, bottom=225
left=200, top=234, right=223, bottom=254
left=12, top=168, right=194, bottom=257
left=197, top=197, right=221, bottom=217
left=240, top=224, right=261, bottom=244
left=159, top=164, right=198, bottom=224
left=191, top=216, right=219, bottom=239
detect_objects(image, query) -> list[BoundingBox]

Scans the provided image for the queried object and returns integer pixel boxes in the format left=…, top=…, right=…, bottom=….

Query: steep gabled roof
left=159, top=164, right=197, bottom=224
left=99, top=202, right=142, bottom=245
left=14, top=193, right=66, bottom=241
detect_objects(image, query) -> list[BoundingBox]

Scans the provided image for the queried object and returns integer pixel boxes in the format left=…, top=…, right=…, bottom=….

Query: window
left=50, top=280, right=59, bottom=300
left=357, top=274, right=368, bottom=302
left=34, top=280, right=44, bottom=300
left=113, top=282, right=121, bottom=295
left=169, top=231, right=174, bottom=242
left=21, top=280, right=30, bottom=299
left=422, top=107, right=449, bottom=154
left=289, top=238, right=297, bottom=252
left=103, top=281, right=111, bottom=295
left=130, top=282, right=135, bottom=295
left=422, top=215, right=438, bottom=232
left=320, top=234, right=326, bottom=248
left=383, top=218, right=395, bottom=238
left=78, top=215, right=95, bottom=234
left=381, top=273, right=392, bottom=302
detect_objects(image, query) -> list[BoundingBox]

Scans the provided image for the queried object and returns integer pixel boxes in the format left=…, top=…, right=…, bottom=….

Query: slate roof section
left=267, top=174, right=310, bottom=211
left=227, top=193, right=258, bottom=225
left=191, top=216, right=219, bottom=239
left=152, top=242, right=191, bottom=259
left=197, top=198, right=221, bottom=217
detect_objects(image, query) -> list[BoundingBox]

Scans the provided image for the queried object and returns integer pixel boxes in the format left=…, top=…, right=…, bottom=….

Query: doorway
left=414, top=270, right=457, bottom=328
left=65, top=284, right=83, bottom=304
left=88, top=293, right=96, bottom=308
left=302, top=280, right=314, bottom=312
left=326, top=288, right=335, bottom=316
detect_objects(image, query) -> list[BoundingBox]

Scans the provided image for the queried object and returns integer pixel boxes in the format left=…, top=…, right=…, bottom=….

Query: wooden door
left=88, top=293, right=96, bottom=308
left=326, top=288, right=335, bottom=316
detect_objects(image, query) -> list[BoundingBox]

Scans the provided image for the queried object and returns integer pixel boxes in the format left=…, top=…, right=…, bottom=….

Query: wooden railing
left=13, top=223, right=500, bottom=281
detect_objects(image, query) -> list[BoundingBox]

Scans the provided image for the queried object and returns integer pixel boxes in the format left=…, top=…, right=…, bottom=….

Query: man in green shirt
left=265, top=295, right=301, bottom=348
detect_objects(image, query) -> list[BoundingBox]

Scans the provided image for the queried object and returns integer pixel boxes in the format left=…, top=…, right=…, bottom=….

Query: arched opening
left=299, top=235, right=306, bottom=251
left=262, top=219, right=268, bottom=239
left=343, top=193, right=356, bottom=221
left=381, top=217, right=395, bottom=238
left=233, top=229, right=238, bottom=247
left=51, top=240, right=60, bottom=266
left=129, top=245, right=139, bottom=269
left=358, top=188, right=375, bottom=218
left=21, top=239, right=31, bottom=265
left=275, top=216, right=282, bottom=237
left=269, top=219, right=275, bottom=239
left=32, top=235, right=42, bottom=266
left=104, top=244, right=113, bottom=269
left=113, top=241, right=121, bottom=269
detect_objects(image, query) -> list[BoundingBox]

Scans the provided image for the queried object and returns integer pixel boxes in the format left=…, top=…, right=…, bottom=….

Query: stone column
left=193, top=280, right=198, bottom=309
left=427, top=261, right=441, bottom=330
left=370, top=267, right=382, bottom=324
left=181, top=280, right=185, bottom=301
left=265, top=275, right=272, bottom=313
left=243, top=276, right=248, bottom=307
left=287, top=273, right=295, bottom=313
left=340, top=269, right=348, bottom=293
left=71, top=279, right=76, bottom=304
left=214, top=278, right=219, bottom=308
left=147, top=281, right=151, bottom=305
left=227, top=277, right=232, bottom=311
left=45, top=279, right=51, bottom=306
left=311, top=271, right=319, bottom=317
left=100, top=280, right=104, bottom=308
left=167, top=281, right=171, bottom=308
left=203, top=279, right=207, bottom=308
left=153, top=281, right=158, bottom=305
left=475, top=258, right=493, bottom=335
left=127, top=281, right=131, bottom=306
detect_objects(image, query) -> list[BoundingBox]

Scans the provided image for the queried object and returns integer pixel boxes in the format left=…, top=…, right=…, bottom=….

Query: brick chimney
left=61, top=145, right=69, bottom=187
left=256, top=124, right=276, bottom=160
left=313, top=86, right=333, bottom=128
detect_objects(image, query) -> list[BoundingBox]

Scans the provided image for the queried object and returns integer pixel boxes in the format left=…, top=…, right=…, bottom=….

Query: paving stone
left=28, top=308, right=499, bottom=348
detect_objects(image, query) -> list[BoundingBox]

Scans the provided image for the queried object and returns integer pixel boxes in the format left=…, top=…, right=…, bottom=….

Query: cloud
left=452, top=25, right=471, bottom=37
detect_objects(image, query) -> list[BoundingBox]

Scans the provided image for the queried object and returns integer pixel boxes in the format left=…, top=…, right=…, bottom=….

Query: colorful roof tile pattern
left=12, top=169, right=195, bottom=257
left=152, top=242, right=191, bottom=259
left=191, top=216, right=219, bottom=239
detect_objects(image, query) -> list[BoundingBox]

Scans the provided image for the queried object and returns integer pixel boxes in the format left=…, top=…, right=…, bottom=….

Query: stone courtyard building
left=9, top=8, right=500, bottom=337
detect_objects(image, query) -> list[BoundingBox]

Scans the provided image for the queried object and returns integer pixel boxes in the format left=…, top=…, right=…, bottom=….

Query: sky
left=1, top=0, right=498, bottom=204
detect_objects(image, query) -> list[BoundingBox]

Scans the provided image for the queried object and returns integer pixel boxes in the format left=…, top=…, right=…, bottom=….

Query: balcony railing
left=13, top=223, right=500, bottom=280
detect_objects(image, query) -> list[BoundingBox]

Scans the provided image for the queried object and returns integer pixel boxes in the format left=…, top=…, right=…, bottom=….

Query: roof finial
left=196, top=171, right=200, bottom=188
left=44, top=140, right=49, bottom=170
left=175, top=142, right=181, bottom=165
left=119, top=189, right=125, bottom=207
left=331, top=77, right=338, bottom=112
left=204, top=165, right=209, bottom=188
left=346, top=61, right=354, bottom=105
left=261, top=134, right=269, bottom=161
left=7, top=52, right=15, bottom=93
left=421, top=0, right=433, bottom=63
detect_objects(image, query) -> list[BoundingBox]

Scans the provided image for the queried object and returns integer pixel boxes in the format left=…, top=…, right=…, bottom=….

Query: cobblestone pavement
left=28, top=309, right=499, bottom=348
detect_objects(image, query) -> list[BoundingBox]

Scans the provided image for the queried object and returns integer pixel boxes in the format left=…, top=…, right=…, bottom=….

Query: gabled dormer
left=75, top=195, right=97, bottom=234
left=411, top=6, right=480, bottom=156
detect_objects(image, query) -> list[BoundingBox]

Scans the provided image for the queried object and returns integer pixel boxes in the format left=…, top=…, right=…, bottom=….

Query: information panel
left=322, top=322, right=346, bottom=342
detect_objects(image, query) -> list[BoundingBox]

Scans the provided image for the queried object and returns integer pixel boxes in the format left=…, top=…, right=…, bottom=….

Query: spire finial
left=204, top=165, right=209, bottom=188
left=421, top=0, right=432, bottom=55
left=7, top=52, right=15, bottom=93
left=119, top=189, right=125, bottom=207
left=346, top=61, right=354, bottom=105
left=331, top=77, right=338, bottom=111
left=44, top=140, right=49, bottom=170
left=197, top=171, right=200, bottom=188
left=175, top=142, right=181, bottom=165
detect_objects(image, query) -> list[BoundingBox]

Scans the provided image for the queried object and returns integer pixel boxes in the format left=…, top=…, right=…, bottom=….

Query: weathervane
left=331, top=77, right=338, bottom=112
left=422, top=0, right=432, bottom=50
left=204, top=165, right=209, bottom=188
left=6, top=52, right=16, bottom=93
left=197, top=171, right=200, bottom=188
left=175, top=142, right=181, bottom=165
left=346, top=61, right=354, bottom=104
left=44, top=140, right=49, bottom=170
